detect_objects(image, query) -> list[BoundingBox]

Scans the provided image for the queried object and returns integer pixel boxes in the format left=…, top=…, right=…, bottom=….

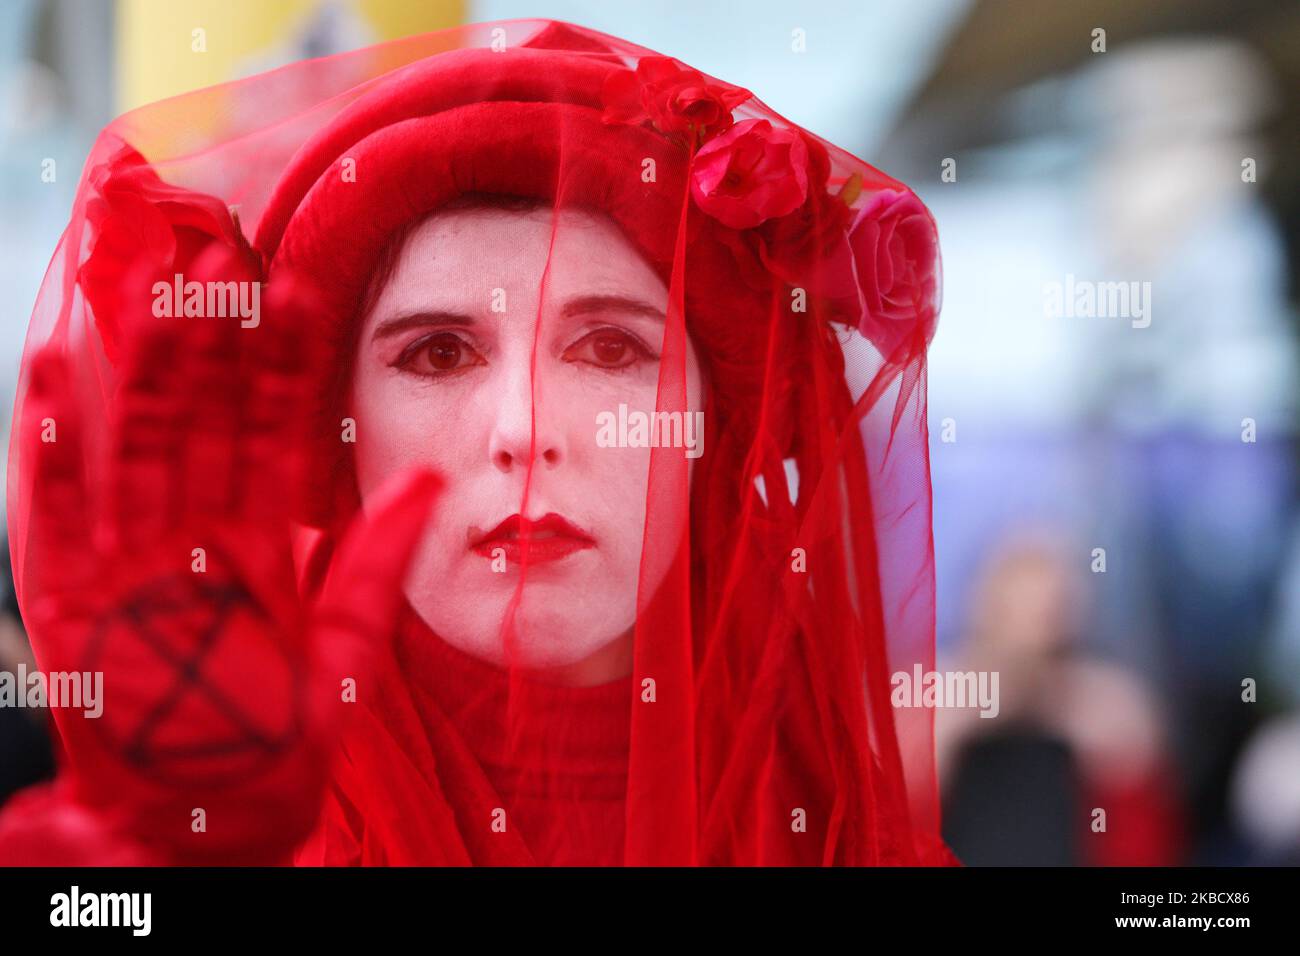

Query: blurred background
left=0, top=0, right=1297, bottom=865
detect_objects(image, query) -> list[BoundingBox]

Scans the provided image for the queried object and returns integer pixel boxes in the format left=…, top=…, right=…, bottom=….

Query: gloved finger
left=309, top=468, right=442, bottom=711
left=22, top=346, right=93, bottom=594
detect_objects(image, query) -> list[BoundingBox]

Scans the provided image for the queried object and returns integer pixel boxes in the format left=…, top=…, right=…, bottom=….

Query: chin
left=501, top=596, right=632, bottom=669
left=410, top=583, right=633, bottom=671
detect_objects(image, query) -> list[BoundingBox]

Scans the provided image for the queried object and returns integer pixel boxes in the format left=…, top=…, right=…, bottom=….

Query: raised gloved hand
left=0, top=257, right=439, bottom=865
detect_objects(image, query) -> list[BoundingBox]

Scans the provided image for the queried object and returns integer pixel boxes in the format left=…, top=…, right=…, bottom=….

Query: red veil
left=1, top=19, right=952, bottom=866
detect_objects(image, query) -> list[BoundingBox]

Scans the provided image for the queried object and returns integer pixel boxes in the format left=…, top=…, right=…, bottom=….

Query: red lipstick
left=469, top=513, right=594, bottom=565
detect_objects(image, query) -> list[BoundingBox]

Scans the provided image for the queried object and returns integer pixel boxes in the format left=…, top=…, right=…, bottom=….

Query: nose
left=487, top=363, right=564, bottom=474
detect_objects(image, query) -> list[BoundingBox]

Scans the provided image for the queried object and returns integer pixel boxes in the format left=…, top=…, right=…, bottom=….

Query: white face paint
left=351, top=204, right=704, bottom=684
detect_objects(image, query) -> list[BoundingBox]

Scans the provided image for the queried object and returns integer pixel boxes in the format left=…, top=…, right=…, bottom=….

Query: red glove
left=0, top=779, right=162, bottom=866
left=2, top=269, right=439, bottom=865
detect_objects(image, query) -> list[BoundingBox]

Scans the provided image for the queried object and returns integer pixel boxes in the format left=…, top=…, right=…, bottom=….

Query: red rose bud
left=690, top=119, right=810, bottom=230
left=601, top=55, right=750, bottom=142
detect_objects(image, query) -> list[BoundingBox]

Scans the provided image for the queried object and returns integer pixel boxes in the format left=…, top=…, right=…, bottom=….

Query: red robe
left=297, top=602, right=631, bottom=865
left=295, top=601, right=962, bottom=867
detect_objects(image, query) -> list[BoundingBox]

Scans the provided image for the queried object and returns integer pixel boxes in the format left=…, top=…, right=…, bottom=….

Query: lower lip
left=471, top=537, right=593, bottom=565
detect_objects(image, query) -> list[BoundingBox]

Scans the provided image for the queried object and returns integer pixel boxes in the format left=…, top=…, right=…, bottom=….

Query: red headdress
left=2, top=20, right=952, bottom=866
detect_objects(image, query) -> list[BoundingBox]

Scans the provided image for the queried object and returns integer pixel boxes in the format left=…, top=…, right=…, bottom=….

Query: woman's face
left=351, top=204, right=704, bottom=683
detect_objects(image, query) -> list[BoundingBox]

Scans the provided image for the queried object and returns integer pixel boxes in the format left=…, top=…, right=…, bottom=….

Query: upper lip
left=469, top=513, right=594, bottom=548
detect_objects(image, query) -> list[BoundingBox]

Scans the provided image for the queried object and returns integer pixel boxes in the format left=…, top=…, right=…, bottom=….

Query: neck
left=520, top=627, right=635, bottom=688
left=404, top=600, right=637, bottom=688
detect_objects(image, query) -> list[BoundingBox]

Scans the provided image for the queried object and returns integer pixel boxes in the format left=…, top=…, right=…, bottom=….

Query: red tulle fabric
left=3, top=19, right=954, bottom=866
left=298, top=599, right=633, bottom=866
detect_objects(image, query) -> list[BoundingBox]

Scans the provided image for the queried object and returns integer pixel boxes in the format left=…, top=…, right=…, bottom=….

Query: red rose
left=691, top=119, right=810, bottom=230
left=79, top=145, right=262, bottom=362
left=602, top=56, right=750, bottom=143
left=847, top=188, right=939, bottom=361
left=699, top=132, right=853, bottom=298
left=752, top=135, right=853, bottom=288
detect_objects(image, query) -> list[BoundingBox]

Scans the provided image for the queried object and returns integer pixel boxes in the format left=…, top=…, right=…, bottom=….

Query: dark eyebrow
left=562, top=294, right=665, bottom=322
left=371, top=295, right=664, bottom=341
left=371, top=311, right=475, bottom=340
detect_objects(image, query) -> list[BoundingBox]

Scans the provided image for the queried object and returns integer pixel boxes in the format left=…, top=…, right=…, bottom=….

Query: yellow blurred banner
left=117, top=0, right=465, bottom=112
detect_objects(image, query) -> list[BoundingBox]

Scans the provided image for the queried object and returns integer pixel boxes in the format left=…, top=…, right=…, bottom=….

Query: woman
left=0, top=19, right=953, bottom=866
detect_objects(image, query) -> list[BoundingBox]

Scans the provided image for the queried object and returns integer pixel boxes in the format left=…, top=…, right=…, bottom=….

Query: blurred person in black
left=938, top=531, right=1186, bottom=865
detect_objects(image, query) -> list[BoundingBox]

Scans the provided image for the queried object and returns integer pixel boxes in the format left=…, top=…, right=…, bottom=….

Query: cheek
left=550, top=371, right=656, bottom=538
left=350, top=360, right=465, bottom=498
left=598, top=445, right=653, bottom=557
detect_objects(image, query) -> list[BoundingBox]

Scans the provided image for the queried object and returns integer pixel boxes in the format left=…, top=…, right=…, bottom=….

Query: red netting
left=2, top=19, right=950, bottom=866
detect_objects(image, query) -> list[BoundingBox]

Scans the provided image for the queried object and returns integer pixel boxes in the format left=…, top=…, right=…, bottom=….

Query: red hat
left=252, top=24, right=935, bottom=527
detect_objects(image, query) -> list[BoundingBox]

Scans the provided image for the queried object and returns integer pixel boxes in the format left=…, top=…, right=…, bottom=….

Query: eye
left=563, top=328, right=656, bottom=370
left=395, top=331, right=485, bottom=377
